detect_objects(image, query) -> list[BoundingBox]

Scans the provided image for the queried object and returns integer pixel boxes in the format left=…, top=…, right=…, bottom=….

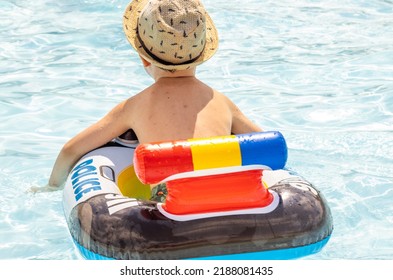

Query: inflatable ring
left=63, top=131, right=333, bottom=259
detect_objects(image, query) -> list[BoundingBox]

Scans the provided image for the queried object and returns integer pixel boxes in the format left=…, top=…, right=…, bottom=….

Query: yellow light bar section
left=188, top=135, right=242, bottom=170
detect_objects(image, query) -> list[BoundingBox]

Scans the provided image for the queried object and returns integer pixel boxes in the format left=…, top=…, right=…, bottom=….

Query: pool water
left=1, top=0, right=392, bottom=259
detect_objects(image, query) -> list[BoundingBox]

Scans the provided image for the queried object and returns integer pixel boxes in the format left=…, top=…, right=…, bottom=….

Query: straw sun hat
left=123, top=0, right=218, bottom=71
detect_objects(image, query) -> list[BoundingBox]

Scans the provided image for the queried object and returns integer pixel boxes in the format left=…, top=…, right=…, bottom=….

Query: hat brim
left=123, top=0, right=218, bottom=70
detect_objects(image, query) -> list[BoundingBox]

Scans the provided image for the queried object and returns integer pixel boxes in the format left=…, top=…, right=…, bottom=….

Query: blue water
left=1, top=0, right=392, bottom=260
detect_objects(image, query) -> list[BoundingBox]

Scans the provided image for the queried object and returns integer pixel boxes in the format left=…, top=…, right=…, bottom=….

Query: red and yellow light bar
left=134, top=131, right=287, bottom=185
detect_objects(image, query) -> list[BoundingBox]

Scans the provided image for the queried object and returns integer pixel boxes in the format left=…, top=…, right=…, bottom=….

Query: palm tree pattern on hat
left=123, top=0, right=218, bottom=70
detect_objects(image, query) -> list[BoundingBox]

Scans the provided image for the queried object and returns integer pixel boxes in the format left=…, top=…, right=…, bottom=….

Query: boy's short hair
left=123, top=0, right=218, bottom=71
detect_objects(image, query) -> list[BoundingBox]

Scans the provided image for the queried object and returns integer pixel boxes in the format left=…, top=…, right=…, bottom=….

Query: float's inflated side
left=66, top=175, right=332, bottom=259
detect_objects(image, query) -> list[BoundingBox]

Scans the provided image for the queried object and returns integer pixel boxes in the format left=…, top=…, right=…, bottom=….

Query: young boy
left=37, top=0, right=262, bottom=192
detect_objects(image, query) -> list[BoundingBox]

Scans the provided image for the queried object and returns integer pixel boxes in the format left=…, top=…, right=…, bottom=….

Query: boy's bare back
left=126, top=76, right=254, bottom=143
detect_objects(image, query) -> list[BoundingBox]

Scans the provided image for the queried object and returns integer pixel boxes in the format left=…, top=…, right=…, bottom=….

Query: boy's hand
left=29, top=184, right=61, bottom=193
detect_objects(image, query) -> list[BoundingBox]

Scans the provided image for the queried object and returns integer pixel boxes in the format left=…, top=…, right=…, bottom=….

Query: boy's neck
left=148, top=65, right=197, bottom=82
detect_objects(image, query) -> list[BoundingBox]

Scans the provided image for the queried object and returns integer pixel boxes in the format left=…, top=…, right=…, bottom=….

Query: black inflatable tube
left=67, top=175, right=333, bottom=260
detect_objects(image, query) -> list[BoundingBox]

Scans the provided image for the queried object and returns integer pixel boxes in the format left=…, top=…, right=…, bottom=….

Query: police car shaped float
left=63, top=131, right=333, bottom=259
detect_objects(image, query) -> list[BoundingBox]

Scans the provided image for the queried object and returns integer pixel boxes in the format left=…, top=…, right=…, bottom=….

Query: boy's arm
left=47, top=100, right=132, bottom=189
left=225, top=96, right=263, bottom=134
